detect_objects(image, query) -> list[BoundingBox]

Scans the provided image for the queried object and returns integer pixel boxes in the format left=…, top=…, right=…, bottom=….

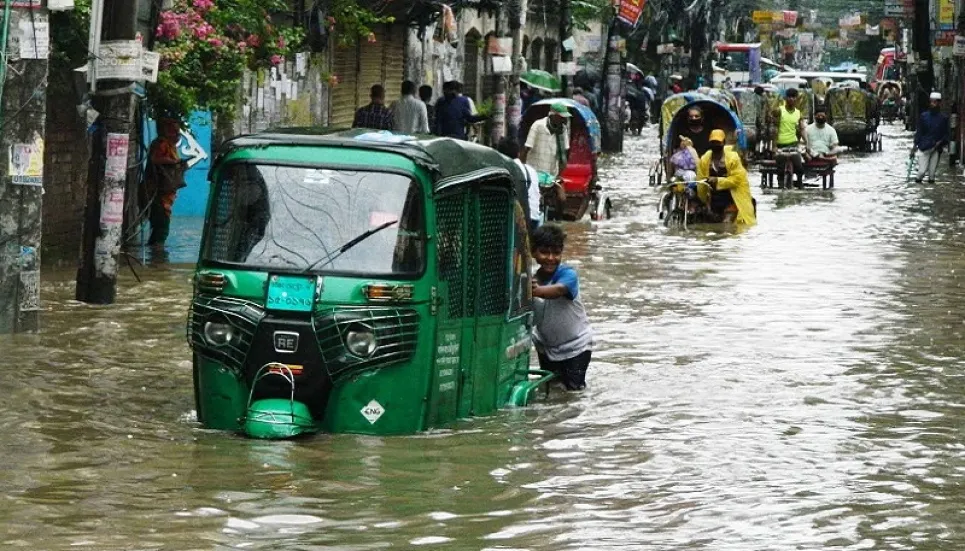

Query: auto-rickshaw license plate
left=266, top=275, right=316, bottom=312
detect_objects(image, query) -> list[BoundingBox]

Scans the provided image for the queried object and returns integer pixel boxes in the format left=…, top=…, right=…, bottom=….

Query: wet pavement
left=5, top=123, right=965, bottom=549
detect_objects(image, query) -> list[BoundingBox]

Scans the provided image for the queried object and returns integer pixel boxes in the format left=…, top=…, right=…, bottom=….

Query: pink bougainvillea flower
left=270, top=55, right=283, bottom=66
left=156, top=11, right=183, bottom=40
left=327, top=74, right=339, bottom=87
left=247, top=34, right=262, bottom=47
left=367, top=32, right=377, bottom=43
left=277, top=36, right=285, bottom=49
left=237, top=41, right=247, bottom=52
left=192, top=0, right=214, bottom=12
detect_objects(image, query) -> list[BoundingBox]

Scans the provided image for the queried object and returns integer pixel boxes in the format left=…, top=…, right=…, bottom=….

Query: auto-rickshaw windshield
left=205, top=163, right=425, bottom=275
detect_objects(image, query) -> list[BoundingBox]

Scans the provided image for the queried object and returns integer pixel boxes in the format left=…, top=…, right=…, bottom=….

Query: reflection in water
left=4, top=124, right=965, bottom=549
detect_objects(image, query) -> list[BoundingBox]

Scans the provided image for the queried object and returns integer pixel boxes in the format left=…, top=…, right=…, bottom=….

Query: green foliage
left=571, top=0, right=610, bottom=31
left=150, top=0, right=305, bottom=119
left=328, top=0, right=395, bottom=46
left=475, top=98, right=494, bottom=117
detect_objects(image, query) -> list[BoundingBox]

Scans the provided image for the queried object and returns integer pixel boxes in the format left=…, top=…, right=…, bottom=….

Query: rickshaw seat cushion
left=561, top=163, right=592, bottom=193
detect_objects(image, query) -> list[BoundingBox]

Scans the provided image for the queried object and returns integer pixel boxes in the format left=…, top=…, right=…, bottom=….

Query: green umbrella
left=520, top=69, right=562, bottom=93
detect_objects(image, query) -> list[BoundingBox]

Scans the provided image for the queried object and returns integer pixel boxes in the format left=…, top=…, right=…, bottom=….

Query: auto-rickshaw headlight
left=345, top=324, right=377, bottom=357
left=204, top=321, right=236, bottom=347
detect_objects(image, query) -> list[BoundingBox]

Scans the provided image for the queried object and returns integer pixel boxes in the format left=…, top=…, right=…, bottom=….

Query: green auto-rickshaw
left=188, top=129, right=553, bottom=439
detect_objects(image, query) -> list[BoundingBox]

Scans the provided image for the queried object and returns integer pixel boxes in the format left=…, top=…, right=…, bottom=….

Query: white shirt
left=524, top=117, right=569, bottom=176
left=392, top=95, right=430, bottom=134
left=514, top=158, right=541, bottom=222
left=806, top=122, right=839, bottom=156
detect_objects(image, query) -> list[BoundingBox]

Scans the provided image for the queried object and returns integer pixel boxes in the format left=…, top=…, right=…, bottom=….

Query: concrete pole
left=491, top=12, right=506, bottom=146
left=507, top=0, right=526, bottom=142
left=559, top=0, right=572, bottom=95
left=0, top=5, right=50, bottom=333
left=601, top=20, right=624, bottom=153
left=75, top=0, right=138, bottom=305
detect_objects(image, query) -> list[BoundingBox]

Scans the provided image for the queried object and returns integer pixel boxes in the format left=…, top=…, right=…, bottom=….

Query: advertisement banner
left=616, top=0, right=647, bottom=27
left=752, top=10, right=771, bottom=24
left=939, top=0, right=955, bottom=30
left=884, top=0, right=904, bottom=17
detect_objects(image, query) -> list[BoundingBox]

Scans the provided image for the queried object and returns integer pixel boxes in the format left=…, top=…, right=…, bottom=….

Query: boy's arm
left=534, top=267, right=578, bottom=300
left=533, top=283, right=570, bottom=299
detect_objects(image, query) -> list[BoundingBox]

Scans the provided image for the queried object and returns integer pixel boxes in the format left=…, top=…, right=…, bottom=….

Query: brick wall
left=41, top=85, right=89, bottom=263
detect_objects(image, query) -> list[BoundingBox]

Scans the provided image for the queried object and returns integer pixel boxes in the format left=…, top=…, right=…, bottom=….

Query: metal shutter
left=358, top=36, right=384, bottom=106
left=381, top=25, right=405, bottom=105
left=330, top=44, right=359, bottom=127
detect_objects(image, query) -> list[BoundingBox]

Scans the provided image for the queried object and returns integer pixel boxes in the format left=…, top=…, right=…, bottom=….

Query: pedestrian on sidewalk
left=531, top=224, right=593, bottom=391
left=392, top=80, right=430, bottom=134
left=911, top=92, right=949, bottom=184
left=353, top=84, right=393, bottom=130
left=144, top=117, right=187, bottom=250
left=434, top=81, right=486, bottom=139
left=419, top=84, right=436, bottom=134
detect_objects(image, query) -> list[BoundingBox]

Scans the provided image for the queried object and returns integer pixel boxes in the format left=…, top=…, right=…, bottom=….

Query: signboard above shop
left=616, top=0, right=647, bottom=27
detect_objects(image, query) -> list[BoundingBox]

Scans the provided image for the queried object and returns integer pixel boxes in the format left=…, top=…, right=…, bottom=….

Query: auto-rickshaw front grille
left=188, top=294, right=266, bottom=375
left=312, top=307, right=420, bottom=380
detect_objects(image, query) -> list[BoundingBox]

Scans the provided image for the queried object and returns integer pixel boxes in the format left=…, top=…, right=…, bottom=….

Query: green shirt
left=777, top=104, right=802, bottom=146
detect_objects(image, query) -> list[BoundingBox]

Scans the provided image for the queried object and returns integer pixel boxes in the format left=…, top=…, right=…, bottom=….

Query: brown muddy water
left=4, top=123, right=965, bottom=550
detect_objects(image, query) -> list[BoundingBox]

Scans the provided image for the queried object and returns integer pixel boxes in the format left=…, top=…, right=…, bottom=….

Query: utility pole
left=908, top=0, right=933, bottom=133
left=75, top=0, right=138, bottom=305
left=601, top=18, right=624, bottom=153
left=0, top=2, right=50, bottom=333
left=507, top=0, right=526, bottom=141
left=491, top=11, right=506, bottom=146
left=559, top=0, right=572, bottom=95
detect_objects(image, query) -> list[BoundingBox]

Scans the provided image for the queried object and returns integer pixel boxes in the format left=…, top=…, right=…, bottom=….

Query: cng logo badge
left=361, top=400, right=385, bottom=424
left=273, top=331, right=299, bottom=353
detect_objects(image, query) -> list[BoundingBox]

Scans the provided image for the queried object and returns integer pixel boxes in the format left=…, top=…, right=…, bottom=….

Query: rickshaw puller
left=774, top=88, right=807, bottom=188
left=697, top=130, right=757, bottom=226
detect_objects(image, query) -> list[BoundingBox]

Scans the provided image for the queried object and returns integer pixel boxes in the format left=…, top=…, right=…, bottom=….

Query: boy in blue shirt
left=531, top=224, right=593, bottom=390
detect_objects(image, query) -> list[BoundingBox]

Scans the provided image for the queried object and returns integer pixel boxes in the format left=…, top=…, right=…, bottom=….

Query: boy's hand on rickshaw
left=706, top=176, right=718, bottom=186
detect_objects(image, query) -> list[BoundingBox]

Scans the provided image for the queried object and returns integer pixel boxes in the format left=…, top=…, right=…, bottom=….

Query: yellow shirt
left=777, top=104, right=801, bottom=146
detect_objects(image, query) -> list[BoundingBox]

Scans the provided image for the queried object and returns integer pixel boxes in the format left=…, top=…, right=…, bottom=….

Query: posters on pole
left=0, top=0, right=41, bottom=7
left=96, top=41, right=143, bottom=81
left=105, top=133, right=130, bottom=182
left=8, top=138, right=43, bottom=186
left=141, top=51, right=160, bottom=83
left=954, top=35, right=965, bottom=56
left=616, top=0, right=647, bottom=27
left=18, top=14, right=49, bottom=59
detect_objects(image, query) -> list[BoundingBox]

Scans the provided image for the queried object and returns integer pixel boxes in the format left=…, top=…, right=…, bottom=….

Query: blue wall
left=142, top=111, right=213, bottom=217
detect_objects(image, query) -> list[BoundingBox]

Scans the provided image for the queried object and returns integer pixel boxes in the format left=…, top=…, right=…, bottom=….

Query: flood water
left=5, top=123, right=965, bottom=550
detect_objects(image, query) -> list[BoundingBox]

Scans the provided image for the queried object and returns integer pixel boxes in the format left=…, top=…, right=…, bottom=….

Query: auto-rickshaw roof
left=217, top=128, right=525, bottom=189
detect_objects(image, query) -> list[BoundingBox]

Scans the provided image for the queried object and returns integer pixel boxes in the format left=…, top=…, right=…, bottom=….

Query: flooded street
left=7, top=123, right=965, bottom=550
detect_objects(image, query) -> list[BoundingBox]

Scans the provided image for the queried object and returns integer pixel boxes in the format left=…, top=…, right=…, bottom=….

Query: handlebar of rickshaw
left=659, top=179, right=712, bottom=192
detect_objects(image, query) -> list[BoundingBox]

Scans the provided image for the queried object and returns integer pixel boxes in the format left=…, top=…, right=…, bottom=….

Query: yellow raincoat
left=696, top=147, right=757, bottom=226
